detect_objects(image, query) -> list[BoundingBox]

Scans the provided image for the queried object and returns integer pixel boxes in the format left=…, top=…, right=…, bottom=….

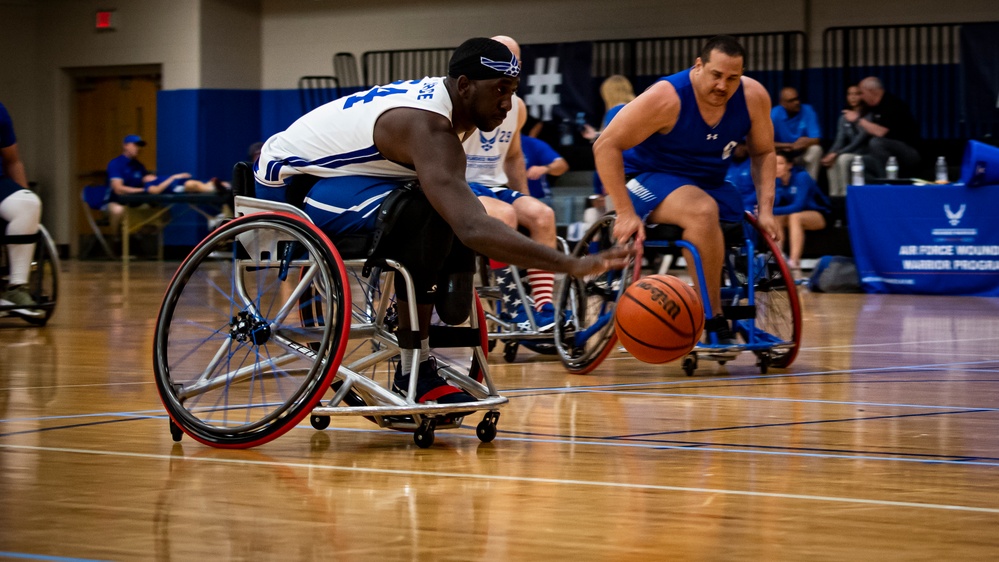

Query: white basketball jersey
left=255, top=77, right=453, bottom=187
left=462, top=95, right=520, bottom=187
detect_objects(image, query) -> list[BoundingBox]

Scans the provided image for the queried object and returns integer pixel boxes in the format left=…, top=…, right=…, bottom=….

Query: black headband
left=448, top=37, right=520, bottom=80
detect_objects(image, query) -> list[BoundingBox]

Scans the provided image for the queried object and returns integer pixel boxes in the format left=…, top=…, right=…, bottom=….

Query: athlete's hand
left=568, top=244, right=635, bottom=277
left=612, top=210, right=646, bottom=247
left=526, top=165, right=549, bottom=180
left=756, top=210, right=781, bottom=243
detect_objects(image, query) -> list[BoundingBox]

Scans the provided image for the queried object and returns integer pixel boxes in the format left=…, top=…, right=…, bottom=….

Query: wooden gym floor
left=2, top=260, right=998, bottom=560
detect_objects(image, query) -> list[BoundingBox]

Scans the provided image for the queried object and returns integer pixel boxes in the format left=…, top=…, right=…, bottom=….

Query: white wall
left=200, top=0, right=261, bottom=89
left=260, top=0, right=999, bottom=88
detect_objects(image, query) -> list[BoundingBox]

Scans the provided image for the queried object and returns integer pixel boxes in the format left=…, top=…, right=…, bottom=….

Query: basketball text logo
left=637, top=281, right=681, bottom=320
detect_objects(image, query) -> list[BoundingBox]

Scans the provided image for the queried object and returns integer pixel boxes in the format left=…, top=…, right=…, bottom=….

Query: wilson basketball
left=614, top=274, right=705, bottom=364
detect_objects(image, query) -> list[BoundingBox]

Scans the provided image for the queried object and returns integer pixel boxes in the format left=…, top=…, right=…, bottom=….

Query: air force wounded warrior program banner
left=848, top=184, right=999, bottom=296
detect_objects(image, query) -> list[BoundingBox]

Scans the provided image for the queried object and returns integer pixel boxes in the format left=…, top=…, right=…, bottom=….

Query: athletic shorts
left=301, top=176, right=404, bottom=235
left=626, top=171, right=745, bottom=223
left=468, top=182, right=525, bottom=205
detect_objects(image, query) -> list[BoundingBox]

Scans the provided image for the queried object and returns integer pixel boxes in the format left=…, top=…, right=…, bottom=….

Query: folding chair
left=80, top=184, right=116, bottom=259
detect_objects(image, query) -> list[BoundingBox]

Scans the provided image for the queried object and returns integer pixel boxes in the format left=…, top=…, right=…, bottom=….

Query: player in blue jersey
left=593, top=35, right=780, bottom=345
left=256, top=38, right=630, bottom=405
left=0, top=101, right=44, bottom=317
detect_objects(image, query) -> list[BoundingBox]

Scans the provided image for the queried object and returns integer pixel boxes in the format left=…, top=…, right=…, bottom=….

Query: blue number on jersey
left=343, top=81, right=423, bottom=110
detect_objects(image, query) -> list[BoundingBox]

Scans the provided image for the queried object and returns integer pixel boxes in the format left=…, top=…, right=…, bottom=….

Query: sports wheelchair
left=0, top=222, right=59, bottom=326
left=552, top=211, right=801, bottom=375
left=153, top=163, right=506, bottom=449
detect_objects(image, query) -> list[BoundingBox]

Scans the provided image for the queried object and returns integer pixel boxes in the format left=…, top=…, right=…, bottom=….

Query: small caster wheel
left=487, top=338, right=497, bottom=352
left=476, top=420, right=497, bottom=443
left=169, top=420, right=183, bottom=442
left=310, top=414, right=330, bottom=430
left=718, top=360, right=728, bottom=366
left=476, top=411, right=500, bottom=443
left=503, top=341, right=519, bottom=363
left=682, top=354, right=697, bottom=376
left=414, top=418, right=436, bottom=448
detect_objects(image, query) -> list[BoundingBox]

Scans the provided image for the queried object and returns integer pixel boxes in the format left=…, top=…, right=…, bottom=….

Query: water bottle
left=559, top=118, right=573, bottom=146
left=935, top=156, right=948, bottom=184
left=885, top=156, right=899, bottom=180
left=850, top=154, right=865, bottom=186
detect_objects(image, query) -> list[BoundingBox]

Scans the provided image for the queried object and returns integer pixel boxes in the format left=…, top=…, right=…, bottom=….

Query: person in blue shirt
left=594, top=35, right=779, bottom=346
left=0, top=101, right=44, bottom=316
left=772, top=87, right=823, bottom=181
left=520, top=117, right=569, bottom=208
left=773, top=151, right=830, bottom=270
left=106, top=134, right=224, bottom=232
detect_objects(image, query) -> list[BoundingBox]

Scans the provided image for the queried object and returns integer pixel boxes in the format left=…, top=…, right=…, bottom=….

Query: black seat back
left=231, top=161, right=318, bottom=210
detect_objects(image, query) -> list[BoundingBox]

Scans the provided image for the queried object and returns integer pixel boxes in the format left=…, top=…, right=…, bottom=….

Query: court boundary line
left=2, top=443, right=999, bottom=514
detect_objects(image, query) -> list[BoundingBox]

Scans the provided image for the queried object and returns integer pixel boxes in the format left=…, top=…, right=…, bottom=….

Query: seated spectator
left=773, top=151, right=830, bottom=271
left=772, top=87, right=823, bottom=181
left=821, top=84, right=870, bottom=196
left=521, top=116, right=569, bottom=208
left=847, top=77, right=921, bottom=180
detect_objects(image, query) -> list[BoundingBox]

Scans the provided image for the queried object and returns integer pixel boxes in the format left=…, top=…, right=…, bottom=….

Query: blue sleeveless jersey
left=623, top=68, right=751, bottom=187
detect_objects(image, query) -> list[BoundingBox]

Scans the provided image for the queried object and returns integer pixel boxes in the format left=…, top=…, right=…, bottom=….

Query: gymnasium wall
left=1, top=0, right=997, bottom=247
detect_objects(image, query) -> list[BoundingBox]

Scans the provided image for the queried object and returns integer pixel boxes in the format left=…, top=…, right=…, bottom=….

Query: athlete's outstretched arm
left=593, top=80, right=679, bottom=245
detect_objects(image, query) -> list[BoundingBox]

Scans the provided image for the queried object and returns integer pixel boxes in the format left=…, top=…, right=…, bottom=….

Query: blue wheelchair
left=552, top=211, right=802, bottom=375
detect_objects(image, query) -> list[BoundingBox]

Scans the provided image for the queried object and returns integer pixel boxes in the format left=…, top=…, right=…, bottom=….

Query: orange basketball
left=614, top=274, right=705, bottom=364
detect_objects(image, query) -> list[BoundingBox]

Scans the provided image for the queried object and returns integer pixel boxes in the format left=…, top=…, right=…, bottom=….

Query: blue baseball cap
left=123, top=134, right=147, bottom=146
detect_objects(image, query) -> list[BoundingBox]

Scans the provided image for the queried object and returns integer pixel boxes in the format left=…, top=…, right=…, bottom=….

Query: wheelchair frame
left=153, top=190, right=507, bottom=449
left=0, top=223, right=59, bottom=326
left=475, top=237, right=571, bottom=363
left=552, top=210, right=802, bottom=376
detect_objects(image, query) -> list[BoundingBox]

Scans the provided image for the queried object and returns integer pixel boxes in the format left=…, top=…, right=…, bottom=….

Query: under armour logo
left=480, top=54, right=521, bottom=78
left=944, top=204, right=966, bottom=226
left=480, top=130, right=499, bottom=151
left=706, top=133, right=719, bottom=140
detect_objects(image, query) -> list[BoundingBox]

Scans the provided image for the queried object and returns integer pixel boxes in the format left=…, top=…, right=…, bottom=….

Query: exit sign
left=96, top=9, right=116, bottom=30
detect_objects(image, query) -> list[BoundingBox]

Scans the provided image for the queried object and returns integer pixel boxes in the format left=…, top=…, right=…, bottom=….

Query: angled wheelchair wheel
left=554, top=213, right=630, bottom=374
left=736, top=212, right=802, bottom=369
left=21, top=225, right=60, bottom=326
left=153, top=212, right=351, bottom=448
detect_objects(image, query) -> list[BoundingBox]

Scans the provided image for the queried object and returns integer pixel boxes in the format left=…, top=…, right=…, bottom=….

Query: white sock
left=419, top=338, right=430, bottom=363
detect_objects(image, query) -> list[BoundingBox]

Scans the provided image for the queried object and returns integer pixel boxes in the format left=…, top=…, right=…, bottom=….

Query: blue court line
left=499, top=359, right=999, bottom=395
left=0, top=553, right=110, bottom=562
left=3, top=410, right=998, bottom=468
left=571, top=389, right=999, bottom=412
left=485, top=434, right=999, bottom=467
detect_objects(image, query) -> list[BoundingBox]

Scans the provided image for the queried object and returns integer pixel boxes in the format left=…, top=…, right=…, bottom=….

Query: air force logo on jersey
left=481, top=54, right=521, bottom=78
left=479, top=130, right=499, bottom=152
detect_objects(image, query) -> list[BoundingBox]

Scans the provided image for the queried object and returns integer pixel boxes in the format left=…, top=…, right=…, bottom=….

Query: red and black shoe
left=392, top=357, right=477, bottom=405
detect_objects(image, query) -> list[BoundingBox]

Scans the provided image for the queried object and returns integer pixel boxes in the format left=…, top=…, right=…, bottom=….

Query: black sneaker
left=704, top=315, right=739, bottom=347
left=392, top=357, right=477, bottom=405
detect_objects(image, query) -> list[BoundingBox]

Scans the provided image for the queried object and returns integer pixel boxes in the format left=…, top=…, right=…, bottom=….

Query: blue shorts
left=468, top=182, right=524, bottom=205
left=626, top=172, right=745, bottom=223
left=303, top=176, right=404, bottom=235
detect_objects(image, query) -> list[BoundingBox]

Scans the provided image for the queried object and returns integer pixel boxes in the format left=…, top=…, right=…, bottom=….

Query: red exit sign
left=96, top=9, right=116, bottom=30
